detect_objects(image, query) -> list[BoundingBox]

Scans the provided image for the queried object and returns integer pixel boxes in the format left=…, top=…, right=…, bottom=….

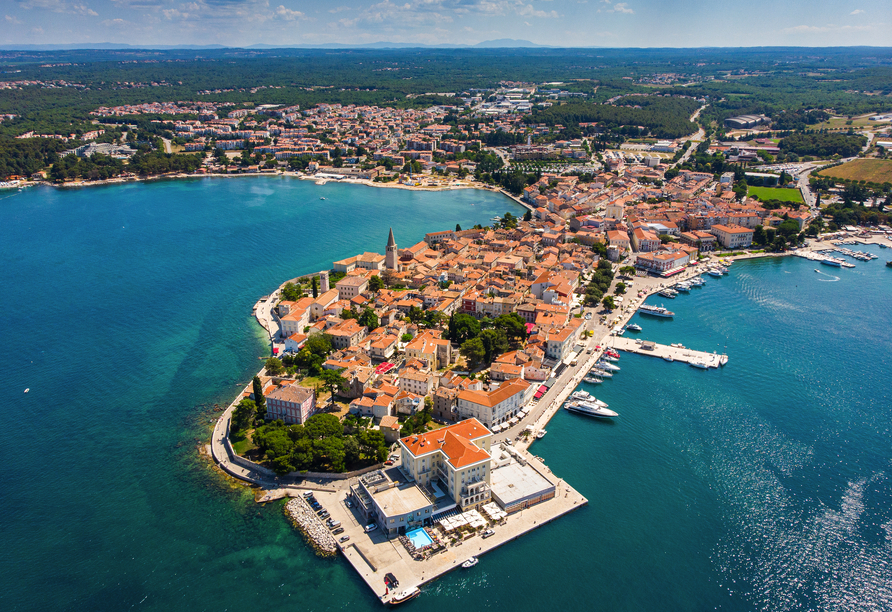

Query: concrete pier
left=609, top=337, right=727, bottom=368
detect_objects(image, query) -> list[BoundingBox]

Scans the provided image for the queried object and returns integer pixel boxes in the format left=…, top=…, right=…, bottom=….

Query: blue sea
left=1, top=178, right=891, bottom=611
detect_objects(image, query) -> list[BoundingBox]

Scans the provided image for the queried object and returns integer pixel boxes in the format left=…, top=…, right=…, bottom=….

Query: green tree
left=523, top=209, right=532, bottom=222
left=407, top=305, right=425, bottom=324
left=493, top=312, right=528, bottom=343
left=265, top=357, right=284, bottom=376
left=231, top=399, right=256, bottom=432
left=319, top=368, right=349, bottom=403
left=252, top=375, right=266, bottom=421
left=455, top=223, right=462, bottom=231
left=460, top=337, right=487, bottom=368
left=305, top=333, right=333, bottom=357
left=304, top=413, right=343, bottom=439
left=281, top=282, right=303, bottom=301
left=753, top=225, right=767, bottom=246
left=358, top=307, right=379, bottom=330
left=772, top=235, right=788, bottom=252
left=368, top=275, right=384, bottom=291
left=619, top=265, right=636, bottom=277
left=478, top=328, right=509, bottom=362
left=603, top=295, right=616, bottom=310
left=343, top=435, right=361, bottom=465
left=615, top=282, right=626, bottom=295
left=311, top=276, right=319, bottom=298
left=401, top=333, right=413, bottom=343
left=448, top=312, right=481, bottom=343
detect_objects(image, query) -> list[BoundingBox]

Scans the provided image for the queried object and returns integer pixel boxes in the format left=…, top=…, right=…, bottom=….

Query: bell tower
left=385, top=227, right=400, bottom=272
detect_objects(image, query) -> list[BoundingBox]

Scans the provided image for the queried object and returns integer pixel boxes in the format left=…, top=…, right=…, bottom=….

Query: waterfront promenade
left=611, top=337, right=727, bottom=367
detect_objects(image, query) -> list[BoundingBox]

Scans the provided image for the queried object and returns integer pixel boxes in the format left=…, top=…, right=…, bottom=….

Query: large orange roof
left=400, top=418, right=490, bottom=468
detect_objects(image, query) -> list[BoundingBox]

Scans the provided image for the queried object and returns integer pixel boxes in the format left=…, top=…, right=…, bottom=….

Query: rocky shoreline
left=284, top=497, right=339, bottom=557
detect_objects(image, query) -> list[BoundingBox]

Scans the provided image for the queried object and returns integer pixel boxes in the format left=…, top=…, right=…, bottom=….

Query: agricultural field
left=818, top=159, right=892, bottom=185
left=811, top=114, right=883, bottom=130
left=747, top=186, right=804, bottom=202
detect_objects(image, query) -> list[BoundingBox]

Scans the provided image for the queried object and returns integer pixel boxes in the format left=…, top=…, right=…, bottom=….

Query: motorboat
left=590, top=368, right=612, bottom=378
left=565, top=401, right=618, bottom=419
left=821, top=258, right=842, bottom=267
left=658, top=289, right=678, bottom=299
left=675, top=283, right=691, bottom=293
left=536, top=430, right=547, bottom=439
left=626, top=323, right=642, bottom=332
left=690, top=360, right=709, bottom=369
left=388, top=587, right=421, bottom=606
left=583, top=375, right=603, bottom=384
left=462, top=557, right=479, bottom=569
left=707, top=269, right=723, bottom=277
left=597, top=361, right=620, bottom=371
left=602, top=354, right=620, bottom=362
left=638, top=304, right=675, bottom=318
left=605, top=349, right=620, bottom=358
left=570, top=390, right=594, bottom=401
left=663, top=355, right=674, bottom=362
left=690, top=277, right=705, bottom=287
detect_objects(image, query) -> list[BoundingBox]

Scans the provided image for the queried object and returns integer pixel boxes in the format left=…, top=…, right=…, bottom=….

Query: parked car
left=345, top=500, right=353, bottom=508
left=302, top=491, right=314, bottom=498
left=364, top=523, right=378, bottom=533
left=327, top=520, right=341, bottom=529
left=318, top=511, right=330, bottom=519
left=339, top=535, right=350, bottom=542
left=384, top=460, right=394, bottom=466
left=332, top=527, right=345, bottom=535
left=482, top=529, right=495, bottom=538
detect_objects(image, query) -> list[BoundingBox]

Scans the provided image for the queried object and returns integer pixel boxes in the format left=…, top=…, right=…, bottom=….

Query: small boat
left=707, top=269, right=723, bottom=277
left=887, top=261, right=892, bottom=268
left=462, top=557, right=479, bottom=569
left=626, top=324, right=642, bottom=332
left=663, top=355, right=674, bottom=362
left=583, top=376, right=603, bottom=384
left=690, top=360, right=709, bottom=369
left=590, top=368, right=612, bottom=378
left=536, top=430, right=547, bottom=439
left=821, top=258, right=842, bottom=267
left=320, top=197, right=326, bottom=200
left=24, top=388, right=29, bottom=393
left=815, top=269, right=820, bottom=272
left=658, top=289, right=677, bottom=299
left=602, top=354, right=619, bottom=362
left=597, top=361, right=620, bottom=371
left=388, top=587, right=421, bottom=606
left=570, top=390, right=594, bottom=401
left=719, top=355, right=729, bottom=366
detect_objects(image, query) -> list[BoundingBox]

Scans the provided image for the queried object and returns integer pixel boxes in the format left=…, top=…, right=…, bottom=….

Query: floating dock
left=609, top=337, right=727, bottom=368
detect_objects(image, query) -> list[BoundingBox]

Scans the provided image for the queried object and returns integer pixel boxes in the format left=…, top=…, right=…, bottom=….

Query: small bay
left=1, top=177, right=890, bottom=611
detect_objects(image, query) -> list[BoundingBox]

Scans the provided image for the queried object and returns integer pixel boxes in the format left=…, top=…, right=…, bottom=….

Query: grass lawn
left=231, top=430, right=257, bottom=455
left=747, top=186, right=804, bottom=203
left=819, top=159, right=892, bottom=185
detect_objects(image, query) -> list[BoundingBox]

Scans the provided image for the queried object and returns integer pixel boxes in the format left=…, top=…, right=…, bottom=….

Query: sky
left=3, top=0, right=891, bottom=48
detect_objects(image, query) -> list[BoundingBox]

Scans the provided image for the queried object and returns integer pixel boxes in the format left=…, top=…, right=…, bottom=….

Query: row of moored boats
left=565, top=349, right=622, bottom=419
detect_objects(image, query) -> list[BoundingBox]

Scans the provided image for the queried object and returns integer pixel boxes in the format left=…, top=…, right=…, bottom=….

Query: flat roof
left=372, top=482, right=431, bottom=518
left=490, top=461, right=555, bottom=507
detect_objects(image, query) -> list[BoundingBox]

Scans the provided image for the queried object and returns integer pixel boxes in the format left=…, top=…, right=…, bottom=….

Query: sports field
left=747, top=186, right=804, bottom=203
left=818, top=159, right=892, bottom=185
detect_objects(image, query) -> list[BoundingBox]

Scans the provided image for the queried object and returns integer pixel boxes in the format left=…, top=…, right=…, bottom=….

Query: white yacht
left=690, top=360, right=709, bottom=369
left=462, top=557, right=479, bottom=569
left=570, top=390, right=594, bottom=401
left=626, top=323, right=642, bottom=332
left=597, top=361, right=620, bottom=371
left=590, top=368, right=613, bottom=378
left=565, top=401, right=618, bottom=419
left=638, top=304, right=675, bottom=318
left=583, top=375, right=603, bottom=384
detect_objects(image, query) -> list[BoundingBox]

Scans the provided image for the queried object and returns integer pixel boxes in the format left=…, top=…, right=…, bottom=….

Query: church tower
left=385, top=227, right=400, bottom=272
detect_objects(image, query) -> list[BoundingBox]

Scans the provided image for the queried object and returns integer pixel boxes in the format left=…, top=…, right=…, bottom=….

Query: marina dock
left=609, top=337, right=728, bottom=368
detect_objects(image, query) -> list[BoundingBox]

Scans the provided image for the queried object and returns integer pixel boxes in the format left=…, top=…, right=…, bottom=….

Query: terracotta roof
left=400, top=418, right=490, bottom=465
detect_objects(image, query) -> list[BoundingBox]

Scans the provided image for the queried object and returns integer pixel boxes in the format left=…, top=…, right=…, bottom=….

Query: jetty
left=609, top=337, right=728, bottom=368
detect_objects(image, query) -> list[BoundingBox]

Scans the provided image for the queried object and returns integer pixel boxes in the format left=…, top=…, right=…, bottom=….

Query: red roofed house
left=398, top=418, right=494, bottom=510
left=456, top=378, right=531, bottom=429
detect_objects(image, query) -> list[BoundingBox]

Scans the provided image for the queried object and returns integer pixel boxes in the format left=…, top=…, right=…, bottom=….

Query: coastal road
left=161, top=137, right=172, bottom=154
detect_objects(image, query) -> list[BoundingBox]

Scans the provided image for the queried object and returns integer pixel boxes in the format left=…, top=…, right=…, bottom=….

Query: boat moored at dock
left=565, top=401, right=618, bottom=419
left=638, top=304, right=675, bottom=318
left=387, top=587, right=421, bottom=606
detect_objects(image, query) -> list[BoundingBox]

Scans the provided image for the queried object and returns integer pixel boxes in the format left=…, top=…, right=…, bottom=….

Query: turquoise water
left=406, top=528, right=433, bottom=549
left=2, top=178, right=891, bottom=611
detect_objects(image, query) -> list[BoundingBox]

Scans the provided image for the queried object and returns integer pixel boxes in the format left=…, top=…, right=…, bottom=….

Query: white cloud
left=328, top=5, right=350, bottom=12
left=5, top=14, right=23, bottom=24
left=850, top=9, right=864, bottom=15
left=18, top=0, right=98, bottom=15
left=276, top=4, right=303, bottom=20
left=612, top=2, right=632, bottom=13
left=782, top=23, right=876, bottom=34
left=31, top=26, right=44, bottom=33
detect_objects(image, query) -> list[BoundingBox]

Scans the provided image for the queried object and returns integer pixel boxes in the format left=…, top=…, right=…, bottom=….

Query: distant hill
left=0, top=40, right=549, bottom=52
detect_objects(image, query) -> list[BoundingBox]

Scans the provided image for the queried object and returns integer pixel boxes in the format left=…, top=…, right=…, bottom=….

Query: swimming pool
left=406, top=528, right=433, bottom=549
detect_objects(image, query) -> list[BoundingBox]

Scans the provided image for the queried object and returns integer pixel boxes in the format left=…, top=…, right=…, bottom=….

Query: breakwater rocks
left=284, top=497, right=338, bottom=557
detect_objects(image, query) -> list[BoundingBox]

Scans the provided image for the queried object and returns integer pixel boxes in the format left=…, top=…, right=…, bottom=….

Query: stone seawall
left=284, top=497, right=339, bottom=557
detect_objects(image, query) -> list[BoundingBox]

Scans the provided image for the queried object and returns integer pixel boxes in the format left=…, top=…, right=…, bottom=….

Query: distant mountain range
left=0, top=39, right=551, bottom=51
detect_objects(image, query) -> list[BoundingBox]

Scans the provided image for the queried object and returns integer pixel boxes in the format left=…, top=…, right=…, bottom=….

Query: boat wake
left=814, top=269, right=840, bottom=282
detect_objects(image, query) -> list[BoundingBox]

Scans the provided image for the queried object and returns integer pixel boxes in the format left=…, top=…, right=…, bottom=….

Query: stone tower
left=319, top=271, right=329, bottom=293
left=385, top=227, right=400, bottom=272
